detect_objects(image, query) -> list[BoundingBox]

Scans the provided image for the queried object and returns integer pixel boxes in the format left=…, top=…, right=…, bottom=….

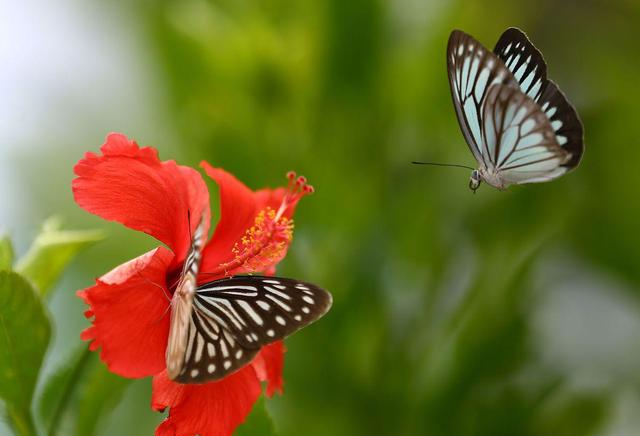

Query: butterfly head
left=469, top=169, right=482, bottom=193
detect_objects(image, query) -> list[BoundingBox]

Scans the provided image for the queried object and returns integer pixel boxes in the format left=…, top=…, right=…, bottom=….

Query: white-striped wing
left=447, top=29, right=519, bottom=168
left=481, top=83, right=570, bottom=185
left=172, top=275, right=332, bottom=384
left=493, top=28, right=584, bottom=170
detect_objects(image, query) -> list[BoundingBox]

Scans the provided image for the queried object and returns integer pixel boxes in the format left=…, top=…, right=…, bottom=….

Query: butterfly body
left=166, top=217, right=206, bottom=380
left=447, top=28, right=584, bottom=192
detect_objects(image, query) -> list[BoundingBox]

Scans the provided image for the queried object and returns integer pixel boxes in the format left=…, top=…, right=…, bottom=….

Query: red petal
left=252, top=341, right=286, bottom=397
left=73, top=133, right=210, bottom=263
left=79, top=247, right=173, bottom=378
left=199, top=163, right=260, bottom=274
left=155, top=420, right=176, bottom=436
left=152, top=367, right=261, bottom=436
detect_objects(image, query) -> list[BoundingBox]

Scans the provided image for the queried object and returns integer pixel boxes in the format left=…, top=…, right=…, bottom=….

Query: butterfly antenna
left=187, top=209, right=193, bottom=242
left=167, top=275, right=181, bottom=292
left=135, top=271, right=172, bottom=303
left=412, top=161, right=476, bottom=171
left=151, top=299, right=174, bottom=325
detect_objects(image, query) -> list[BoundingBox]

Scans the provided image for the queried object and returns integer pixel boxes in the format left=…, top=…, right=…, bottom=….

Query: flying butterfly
left=166, top=215, right=332, bottom=384
left=416, top=28, right=584, bottom=192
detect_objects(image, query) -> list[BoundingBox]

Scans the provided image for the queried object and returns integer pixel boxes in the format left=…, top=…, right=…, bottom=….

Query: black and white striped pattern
left=493, top=27, right=584, bottom=169
left=493, top=28, right=547, bottom=101
left=173, top=275, right=332, bottom=384
left=481, top=84, right=568, bottom=184
left=183, top=219, right=206, bottom=278
left=447, top=29, right=519, bottom=167
left=446, top=28, right=584, bottom=189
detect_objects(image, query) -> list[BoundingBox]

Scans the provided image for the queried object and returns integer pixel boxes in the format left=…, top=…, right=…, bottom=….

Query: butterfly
left=447, top=27, right=584, bottom=192
left=165, top=216, right=332, bottom=384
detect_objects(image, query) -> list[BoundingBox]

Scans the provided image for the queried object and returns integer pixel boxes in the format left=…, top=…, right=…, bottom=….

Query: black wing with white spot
left=493, top=27, right=547, bottom=101
left=493, top=27, right=584, bottom=169
left=173, top=275, right=332, bottom=384
left=447, top=29, right=519, bottom=168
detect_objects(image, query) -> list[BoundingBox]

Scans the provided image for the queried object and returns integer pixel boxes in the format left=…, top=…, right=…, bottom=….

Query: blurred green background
left=2, top=0, right=640, bottom=435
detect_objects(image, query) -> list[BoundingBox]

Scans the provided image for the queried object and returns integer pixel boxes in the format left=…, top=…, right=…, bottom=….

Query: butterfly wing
left=172, top=275, right=332, bottom=384
left=482, top=83, right=570, bottom=185
left=447, top=29, right=519, bottom=168
left=493, top=27, right=584, bottom=169
left=172, top=300, right=261, bottom=383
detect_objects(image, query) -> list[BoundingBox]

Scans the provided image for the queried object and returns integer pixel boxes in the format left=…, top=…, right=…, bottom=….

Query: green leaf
left=235, top=397, right=278, bottom=436
left=533, top=391, right=609, bottom=436
left=74, top=357, right=130, bottom=436
left=0, top=271, right=51, bottom=436
left=15, top=217, right=104, bottom=298
left=0, top=236, right=13, bottom=270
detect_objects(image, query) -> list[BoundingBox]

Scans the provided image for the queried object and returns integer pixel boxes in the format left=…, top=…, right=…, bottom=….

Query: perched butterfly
left=166, top=216, right=332, bottom=384
left=445, top=27, right=584, bottom=192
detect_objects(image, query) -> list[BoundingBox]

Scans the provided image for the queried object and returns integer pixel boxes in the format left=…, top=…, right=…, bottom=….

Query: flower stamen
left=209, top=172, right=314, bottom=277
left=277, top=171, right=314, bottom=220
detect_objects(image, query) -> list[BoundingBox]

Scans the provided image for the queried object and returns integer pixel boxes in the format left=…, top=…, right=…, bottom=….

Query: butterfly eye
left=469, top=170, right=481, bottom=193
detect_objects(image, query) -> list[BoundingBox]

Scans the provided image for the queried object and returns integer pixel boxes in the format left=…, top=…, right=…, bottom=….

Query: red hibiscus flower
left=73, top=133, right=313, bottom=436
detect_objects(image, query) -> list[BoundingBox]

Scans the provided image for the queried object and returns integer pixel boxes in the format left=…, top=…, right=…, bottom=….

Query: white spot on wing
left=220, top=340, right=229, bottom=358
left=551, top=120, right=563, bottom=131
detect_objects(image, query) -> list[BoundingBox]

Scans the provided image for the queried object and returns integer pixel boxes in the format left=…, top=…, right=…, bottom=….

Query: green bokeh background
left=2, top=0, right=640, bottom=435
